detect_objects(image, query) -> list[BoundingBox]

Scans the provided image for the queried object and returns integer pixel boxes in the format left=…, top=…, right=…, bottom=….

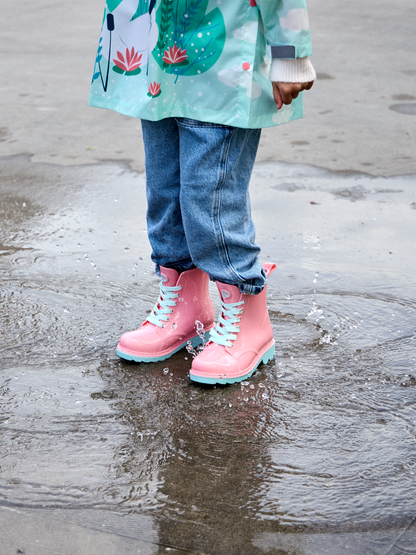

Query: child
left=89, top=0, right=315, bottom=384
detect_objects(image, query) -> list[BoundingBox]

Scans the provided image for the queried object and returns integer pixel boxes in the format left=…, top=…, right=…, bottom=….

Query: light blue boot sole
left=117, top=334, right=203, bottom=363
left=189, top=344, right=276, bottom=385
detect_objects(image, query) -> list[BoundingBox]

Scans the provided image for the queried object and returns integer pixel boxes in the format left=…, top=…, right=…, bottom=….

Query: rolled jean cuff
left=237, top=282, right=266, bottom=295
left=155, top=258, right=196, bottom=275
left=213, top=273, right=267, bottom=295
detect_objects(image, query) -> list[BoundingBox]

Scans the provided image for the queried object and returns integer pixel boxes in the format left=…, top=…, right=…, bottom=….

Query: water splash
left=186, top=320, right=208, bottom=358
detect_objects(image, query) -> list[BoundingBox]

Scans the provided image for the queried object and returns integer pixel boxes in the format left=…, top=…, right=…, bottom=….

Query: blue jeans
left=141, top=117, right=266, bottom=295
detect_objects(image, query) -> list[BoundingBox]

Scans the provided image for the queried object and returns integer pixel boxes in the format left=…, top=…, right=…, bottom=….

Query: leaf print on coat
left=153, top=0, right=226, bottom=80
left=131, top=0, right=157, bottom=20
left=106, top=0, right=123, bottom=11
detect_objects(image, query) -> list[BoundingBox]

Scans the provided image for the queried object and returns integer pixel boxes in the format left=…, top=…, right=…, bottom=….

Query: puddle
left=389, top=103, right=416, bottom=115
left=1, top=155, right=416, bottom=553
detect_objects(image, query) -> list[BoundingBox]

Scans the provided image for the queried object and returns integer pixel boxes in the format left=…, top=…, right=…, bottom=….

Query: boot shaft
left=161, top=267, right=214, bottom=334
left=215, top=263, right=276, bottom=353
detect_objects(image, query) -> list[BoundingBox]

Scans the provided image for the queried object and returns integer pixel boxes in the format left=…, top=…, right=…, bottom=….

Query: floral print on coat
left=90, top=0, right=313, bottom=129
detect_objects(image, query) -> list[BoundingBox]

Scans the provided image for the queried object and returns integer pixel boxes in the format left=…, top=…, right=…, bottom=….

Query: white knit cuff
left=269, top=57, right=316, bottom=83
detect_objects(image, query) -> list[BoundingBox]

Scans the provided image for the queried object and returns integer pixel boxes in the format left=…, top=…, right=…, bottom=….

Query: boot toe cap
left=191, top=343, right=241, bottom=379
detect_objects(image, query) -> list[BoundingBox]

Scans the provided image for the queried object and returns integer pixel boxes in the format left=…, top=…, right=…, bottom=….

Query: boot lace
left=147, top=282, right=182, bottom=328
left=209, top=299, right=245, bottom=348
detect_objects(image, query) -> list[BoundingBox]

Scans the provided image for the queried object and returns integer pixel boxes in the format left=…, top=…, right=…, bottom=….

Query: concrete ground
left=1, top=1, right=416, bottom=554
left=1, top=0, right=415, bottom=175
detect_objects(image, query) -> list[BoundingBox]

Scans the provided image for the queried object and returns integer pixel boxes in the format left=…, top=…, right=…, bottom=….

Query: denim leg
left=177, top=118, right=266, bottom=295
left=141, top=118, right=194, bottom=274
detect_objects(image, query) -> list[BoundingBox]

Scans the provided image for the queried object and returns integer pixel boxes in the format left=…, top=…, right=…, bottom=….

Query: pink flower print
left=147, top=82, right=162, bottom=98
left=113, top=47, right=142, bottom=72
left=163, top=45, right=188, bottom=65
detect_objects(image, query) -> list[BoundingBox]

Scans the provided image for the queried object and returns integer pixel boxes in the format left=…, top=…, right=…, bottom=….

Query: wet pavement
left=1, top=155, right=416, bottom=554
left=1, top=0, right=416, bottom=553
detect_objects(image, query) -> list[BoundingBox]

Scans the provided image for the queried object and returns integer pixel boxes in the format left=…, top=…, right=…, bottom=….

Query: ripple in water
left=1, top=264, right=416, bottom=532
left=1, top=158, right=416, bottom=544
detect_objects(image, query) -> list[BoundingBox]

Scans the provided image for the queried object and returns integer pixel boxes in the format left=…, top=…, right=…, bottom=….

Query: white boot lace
left=209, top=299, right=245, bottom=347
left=147, top=282, right=182, bottom=328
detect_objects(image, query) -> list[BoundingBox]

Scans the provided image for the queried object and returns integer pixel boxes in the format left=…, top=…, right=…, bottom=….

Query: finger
left=304, top=81, right=314, bottom=90
left=279, top=85, right=294, bottom=105
left=280, top=83, right=304, bottom=104
left=284, top=83, right=303, bottom=95
left=272, top=83, right=283, bottom=110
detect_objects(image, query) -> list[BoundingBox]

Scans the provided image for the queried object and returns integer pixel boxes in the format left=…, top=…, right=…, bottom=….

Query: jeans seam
left=213, top=127, right=245, bottom=285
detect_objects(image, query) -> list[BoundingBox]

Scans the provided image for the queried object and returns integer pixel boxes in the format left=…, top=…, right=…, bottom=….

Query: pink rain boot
left=117, top=267, right=215, bottom=362
left=190, top=263, right=276, bottom=384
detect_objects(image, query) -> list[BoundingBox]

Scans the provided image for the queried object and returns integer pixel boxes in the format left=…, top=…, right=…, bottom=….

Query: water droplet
left=172, top=322, right=177, bottom=329
left=250, top=384, right=255, bottom=389
left=124, top=247, right=130, bottom=252
left=163, top=368, right=169, bottom=375
left=262, top=392, right=269, bottom=400
left=186, top=341, right=198, bottom=358
left=241, top=381, right=249, bottom=387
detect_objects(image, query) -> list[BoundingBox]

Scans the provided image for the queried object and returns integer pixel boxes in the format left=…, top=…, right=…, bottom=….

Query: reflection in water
left=1, top=156, right=416, bottom=553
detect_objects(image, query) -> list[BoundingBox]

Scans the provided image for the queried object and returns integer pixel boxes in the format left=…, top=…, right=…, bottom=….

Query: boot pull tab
left=263, top=263, right=277, bottom=277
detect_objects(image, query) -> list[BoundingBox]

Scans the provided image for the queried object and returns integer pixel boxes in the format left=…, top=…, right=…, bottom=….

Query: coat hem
left=88, top=94, right=304, bottom=130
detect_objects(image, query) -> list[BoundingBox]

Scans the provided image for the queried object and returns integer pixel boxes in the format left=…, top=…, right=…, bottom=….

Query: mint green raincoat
left=89, top=0, right=312, bottom=128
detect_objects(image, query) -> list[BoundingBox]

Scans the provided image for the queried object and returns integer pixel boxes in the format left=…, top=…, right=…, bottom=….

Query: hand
left=272, top=81, right=314, bottom=110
